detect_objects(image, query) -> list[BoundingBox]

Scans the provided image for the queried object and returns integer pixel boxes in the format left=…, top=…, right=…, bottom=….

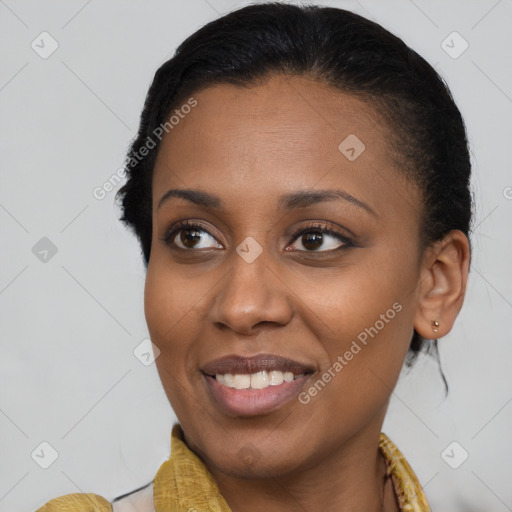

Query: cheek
left=296, top=248, right=418, bottom=378
left=144, top=267, right=173, bottom=343
left=144, top=259, right=202, bottom=343
left=296, top=286, right=413, bottom=431
left=144, top=257, right=218, bottom=390
left=144, top=263, right=204, bottom=418
left=144, top=264, right=198, bottom=402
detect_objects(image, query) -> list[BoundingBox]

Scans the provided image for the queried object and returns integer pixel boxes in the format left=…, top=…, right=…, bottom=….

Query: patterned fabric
left=379, top=432, right=431, bottom=511
left=35, top=424, right=431, bottom=512
left=35, top=493, right=111, bottom=511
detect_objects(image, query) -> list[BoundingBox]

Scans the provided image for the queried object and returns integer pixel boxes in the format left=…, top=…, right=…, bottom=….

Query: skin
left=145, top=74, right=470, bottom=511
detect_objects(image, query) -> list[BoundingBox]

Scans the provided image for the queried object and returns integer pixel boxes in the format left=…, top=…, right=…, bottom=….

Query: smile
left=214, top=370, right=305, bottom=389
left=203, top=372, right=312, bottom=416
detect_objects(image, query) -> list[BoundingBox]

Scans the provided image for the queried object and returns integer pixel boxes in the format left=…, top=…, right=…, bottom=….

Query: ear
left=414, top=230, right=471, bottom=339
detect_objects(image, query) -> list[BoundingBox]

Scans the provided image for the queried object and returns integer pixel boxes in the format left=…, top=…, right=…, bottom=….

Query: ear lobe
left=413, top=230, right=470, bottom=339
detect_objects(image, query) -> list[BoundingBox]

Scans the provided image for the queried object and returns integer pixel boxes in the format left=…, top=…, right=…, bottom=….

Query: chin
left=197, top=434, right=312, bottom=480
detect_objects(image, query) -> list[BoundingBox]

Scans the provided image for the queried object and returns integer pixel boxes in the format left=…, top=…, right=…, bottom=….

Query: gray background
left=1, top=1, right=511, bottom=511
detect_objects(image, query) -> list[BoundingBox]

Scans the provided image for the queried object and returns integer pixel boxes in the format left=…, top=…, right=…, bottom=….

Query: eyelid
left=287, top=222, right=354, bottom=252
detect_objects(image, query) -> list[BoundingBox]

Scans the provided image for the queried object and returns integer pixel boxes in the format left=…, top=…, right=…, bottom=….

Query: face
left=145, top=74, right=425, bottom=478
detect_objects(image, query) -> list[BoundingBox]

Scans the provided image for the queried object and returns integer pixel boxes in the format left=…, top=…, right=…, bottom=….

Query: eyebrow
left=157, top=188, right=377, bottom=217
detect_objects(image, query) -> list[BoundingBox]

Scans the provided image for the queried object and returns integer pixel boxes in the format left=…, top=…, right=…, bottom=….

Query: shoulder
left=111, top=482, right=155, bottom=511
left=35, top=482, right=155, bottom=512
left=34, top=493, right=112, bottom=511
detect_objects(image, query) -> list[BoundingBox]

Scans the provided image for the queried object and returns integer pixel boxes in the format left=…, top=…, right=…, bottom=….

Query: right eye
left=163, top=221, right=223, bottom=250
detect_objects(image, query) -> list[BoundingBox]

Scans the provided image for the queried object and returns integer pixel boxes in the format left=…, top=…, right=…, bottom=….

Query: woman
left=36, top=2, right=471, bottom=511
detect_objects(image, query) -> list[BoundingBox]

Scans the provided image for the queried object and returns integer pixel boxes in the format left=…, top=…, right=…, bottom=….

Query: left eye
left=288, top=228, right=347, bottom=252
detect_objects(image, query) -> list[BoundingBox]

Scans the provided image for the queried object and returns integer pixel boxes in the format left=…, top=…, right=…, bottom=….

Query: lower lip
left=203, top=373, right=311, bottom=416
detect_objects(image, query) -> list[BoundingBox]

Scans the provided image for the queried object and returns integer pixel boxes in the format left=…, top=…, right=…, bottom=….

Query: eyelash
left=288, top=223, right=354, bottom=252
left=161, top=220, right=354, bottom=254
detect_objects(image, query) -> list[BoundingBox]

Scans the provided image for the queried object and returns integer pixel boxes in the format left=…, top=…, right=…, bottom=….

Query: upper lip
left=201, top=353, right=315, bottom=376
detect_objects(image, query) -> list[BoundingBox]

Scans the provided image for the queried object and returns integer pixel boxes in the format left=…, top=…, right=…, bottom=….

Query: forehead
left=153, top=74, right=417, bottom=219
left=158, top=74, right=388, bottom=160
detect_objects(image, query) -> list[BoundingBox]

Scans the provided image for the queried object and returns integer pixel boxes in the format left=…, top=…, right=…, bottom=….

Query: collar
left=153, top=423, right=431, bottom=512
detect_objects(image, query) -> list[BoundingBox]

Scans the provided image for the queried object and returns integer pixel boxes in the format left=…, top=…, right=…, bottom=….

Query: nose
left=209, top=245, right=294, bottom=335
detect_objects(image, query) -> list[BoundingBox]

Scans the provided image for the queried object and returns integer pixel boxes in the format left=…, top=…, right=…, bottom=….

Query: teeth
left=214, top=370, right=305, bottom=389
left=251, top=371, right=269, bottom=389
left=268, top=370, right=284, bottom=386
left=283, top=372, right=294, bottom=382
left=233, top=374, right=250, bottom=389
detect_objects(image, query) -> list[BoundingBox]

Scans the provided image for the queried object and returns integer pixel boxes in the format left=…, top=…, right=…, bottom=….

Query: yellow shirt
left=35, top=424, right=431, bottom=511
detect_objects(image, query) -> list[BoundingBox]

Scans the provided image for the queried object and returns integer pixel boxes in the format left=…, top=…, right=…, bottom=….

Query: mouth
left=201, top=353, right=315, bottom=416
left=211, top=369, right=307, bottom=389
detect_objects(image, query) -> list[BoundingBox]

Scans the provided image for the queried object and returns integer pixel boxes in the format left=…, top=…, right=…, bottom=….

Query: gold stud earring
left=431, top=320, right=439, bottom=333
